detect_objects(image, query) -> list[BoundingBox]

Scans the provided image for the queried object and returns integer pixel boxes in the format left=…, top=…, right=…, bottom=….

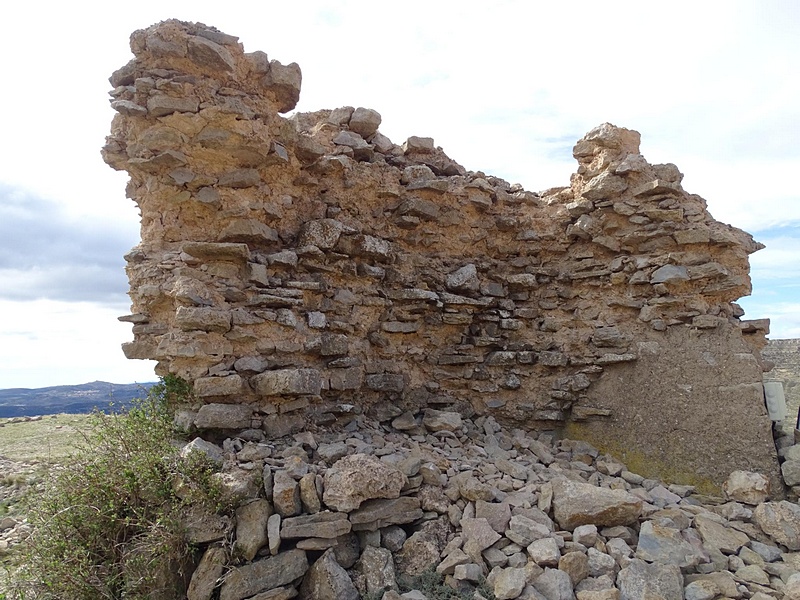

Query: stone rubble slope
left=178, top=410, right=800, bottom=600
left=103, top=19, right=778, bottom=492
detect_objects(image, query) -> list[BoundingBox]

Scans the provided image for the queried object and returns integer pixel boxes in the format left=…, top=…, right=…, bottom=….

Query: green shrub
left=396, top=566, right=496, bottom=600
left=9, top=377, right=221, bottom=600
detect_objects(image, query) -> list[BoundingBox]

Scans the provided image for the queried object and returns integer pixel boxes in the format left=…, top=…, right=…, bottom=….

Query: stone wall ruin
left=103, top=20, right=779, bottom=492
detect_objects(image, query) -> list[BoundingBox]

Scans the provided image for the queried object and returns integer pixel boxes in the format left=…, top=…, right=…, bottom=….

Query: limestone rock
left=551, top=478, right=642, bottom=530
left=323, top=454, right=406, bottom=512
left=280, top=512, right=351, bottom=539
left=535, top=567, right=576, bottom=600
left=187, top=546, right=226, bottom=600
left=754, top=501, right=800, bottom=550
left=298, top=548, right=359, bottom=600
left=616, top=561, right=683, bottom=600
left=235, top=499, right=271, bottom=560
left=357, top=545, right=397, bottom=597
left=723, top=471, right=771, bottom=505
left=220, top=549, right=308, bottom=600
left=634, top=520, right=702, bottom=568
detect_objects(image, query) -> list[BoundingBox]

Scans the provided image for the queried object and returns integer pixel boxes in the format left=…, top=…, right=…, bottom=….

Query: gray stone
left=735, top=564, right=769, bottom=585
left=323, top=453, right=406, bottom=512
left=457, top=475, right=494, bottom=502
left=366, top=373, right=405, bottom=392
left=438, top=548, right=472, bottom=575
left=454, top=563, right=484, bottom=582
left=422, top=409, right=462, bottom=432
left=683, top=580, right=718, bottom=600
left=281, top=512, right=351, bottom=539
left=298, top=548, right=359, bottom=600
left=235, top=499, right=271, bottom=561
left=527, top=537, right=561, bottom=567
left=493, top=567, right=529, bottom=599
left=349, top=107, right=382, bottom=138
left=462, top=517, right=502, bottom=553
left=749, top=540, right=782, bottom=562
left=403, top=136, right=435, bottom=154
left=560, top=552, right=589, bottom=586
left=180, top=437, right=225, bottom=467
left=316, top=442, right=349, bottom=463
left=111, top=99, right=147, bottom=116
left=194, top=375, right=242, bottom=398
left=263, top=60, right=301, bottom=113
left=147, top=94, right=199, bottom=117
left=299, top=472, right=322, bottom=513
left=267, top=513, right=281, bottom=555
left=358, top=545, right=397, bottom=596
left=635, top=520, right=704, bottom=568
left=188, top=35, right=235, bottom=71
left=616, top=561, right=682, bottom=600
left=395, top=530, right=442, bottom=576
left=252, top=368, right=322, bottom=396
left=782, top=461, right=800, bottom=487
left=587, top=548, right=616, bottom=578
left=552, top=478, right=642, bottom=530
left=534, top=568, right=576, bottom=600
left=349, top=496, right=423, bottom=531
left=220, top=549, right=308, bottom=600
left=214, top=468, right=261, bottom=506
left=381, top=525, right=407, bottom=552
left=195, top=403, right=253, bottom=430
left=476, top=500, right=512, bottom=533
left=506, top=514, right=551, bottom=546
left=723, top=471, right=771, bottom=505
left=693, top=515, right=750, bottom=554
left=298, top=219, right=345, bottom=249
left=582, top=172, right=628, bottom=201
left=649, top=265, right=689, bottom=285
left=218, top=169, right=263, bottom=189
left=182, top=505, right=232, bottom=544
left=446, top=264, right=480, bottom=293
left=273, top=470, right=301, bottom=517
left=187, top=546, right=226, bottom=600
left=573, top=525, right=599, bottom=547
left=247, top=588, right=298, bottom=600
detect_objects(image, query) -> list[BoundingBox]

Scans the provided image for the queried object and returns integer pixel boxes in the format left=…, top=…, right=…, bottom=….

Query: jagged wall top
left=103, top=20, right=777, bottom=490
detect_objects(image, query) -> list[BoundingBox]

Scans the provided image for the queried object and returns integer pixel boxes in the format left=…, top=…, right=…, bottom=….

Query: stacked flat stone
left=104, top=19, right=779, bottom=494
left=179, top=411, right=800, bottom=600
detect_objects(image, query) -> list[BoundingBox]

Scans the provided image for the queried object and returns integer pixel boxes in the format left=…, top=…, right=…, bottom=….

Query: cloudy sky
left=0, top=1, right=797, bottom=389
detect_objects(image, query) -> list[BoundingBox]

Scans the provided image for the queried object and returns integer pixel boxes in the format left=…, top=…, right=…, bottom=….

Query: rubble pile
left=176, top=410, right=800, bottom=600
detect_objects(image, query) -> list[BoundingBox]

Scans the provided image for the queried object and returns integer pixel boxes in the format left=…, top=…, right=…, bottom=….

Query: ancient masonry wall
left=103, top=20, right=779, bottom=491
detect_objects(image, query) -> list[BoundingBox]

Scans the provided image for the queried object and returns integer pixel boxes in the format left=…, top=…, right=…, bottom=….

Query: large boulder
left=723, top=471, right=771, bottom=505
left=322, top=453, right=407, bottom=512
left=551, top=478, right=642, bottom=530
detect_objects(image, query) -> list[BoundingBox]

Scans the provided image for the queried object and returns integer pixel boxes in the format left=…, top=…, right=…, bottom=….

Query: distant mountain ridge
left=0, top=381, right=157, bottom=418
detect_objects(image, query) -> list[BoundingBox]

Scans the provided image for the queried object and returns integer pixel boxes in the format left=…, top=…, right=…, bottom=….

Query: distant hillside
left=0, top=381, right=157, bottom=418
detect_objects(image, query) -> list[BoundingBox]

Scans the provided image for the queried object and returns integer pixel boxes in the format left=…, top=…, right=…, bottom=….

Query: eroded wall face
left=103, top=19, right=779, bottom=490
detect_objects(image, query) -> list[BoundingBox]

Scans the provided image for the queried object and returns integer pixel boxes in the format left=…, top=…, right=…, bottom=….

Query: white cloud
left=0, top=299, right=156, bottom=389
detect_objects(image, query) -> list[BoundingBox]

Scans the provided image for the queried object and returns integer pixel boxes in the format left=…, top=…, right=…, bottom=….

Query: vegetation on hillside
left=6, top=376, right=224, bottom=600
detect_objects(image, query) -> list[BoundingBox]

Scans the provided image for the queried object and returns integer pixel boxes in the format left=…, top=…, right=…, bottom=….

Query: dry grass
left=0, top=414, right=91, bottom=463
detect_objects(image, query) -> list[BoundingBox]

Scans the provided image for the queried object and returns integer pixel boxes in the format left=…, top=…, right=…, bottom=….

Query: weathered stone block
left=195, top=403, right=253, bottom=429
left=253, top=369, right=322, bottom=396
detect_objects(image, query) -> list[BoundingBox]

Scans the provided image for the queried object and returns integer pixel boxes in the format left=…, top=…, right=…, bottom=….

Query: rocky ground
left=169, top=406, right=800, bottom=600
left=0, top=414, right=87, bottom=591
left=5, top=407, right=800, bottom=600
